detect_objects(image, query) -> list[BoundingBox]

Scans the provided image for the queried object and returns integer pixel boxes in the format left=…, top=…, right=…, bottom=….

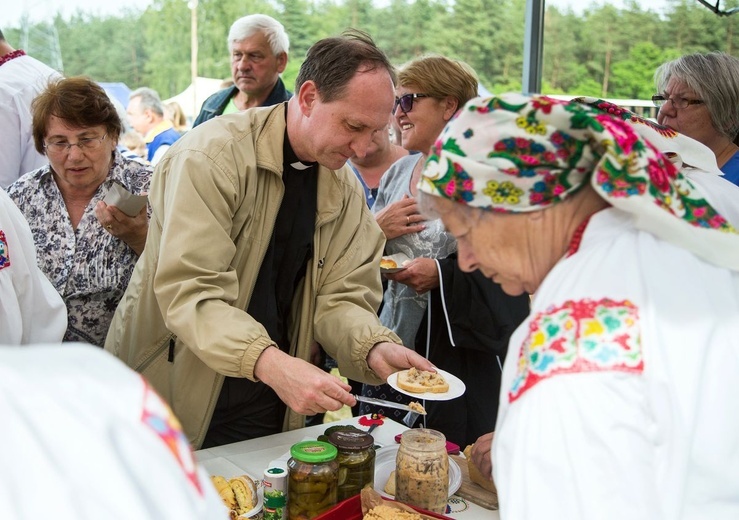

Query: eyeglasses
left=651, top=94, right=704, bottom=109
left=44, top=134, right=108, bottom=155
left=394, top=93, right=430, bottom=113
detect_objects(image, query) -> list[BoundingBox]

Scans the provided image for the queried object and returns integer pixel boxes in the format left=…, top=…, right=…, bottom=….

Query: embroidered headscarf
left=419, top=93, right=739, bottom=270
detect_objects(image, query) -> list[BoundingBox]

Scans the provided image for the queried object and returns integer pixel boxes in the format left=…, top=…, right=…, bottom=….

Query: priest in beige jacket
left=105, top=31, right=433, bottom=449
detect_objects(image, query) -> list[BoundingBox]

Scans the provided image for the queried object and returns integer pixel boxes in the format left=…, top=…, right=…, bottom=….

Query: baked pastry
left=463, top=445, right=497, bottom=493
left=210, top=475, right=237, bottom=509
left=380, top=257, right=398, bottom=269
left=229, top=476, right=257, bottom=515
left=396, top=367, right=449, bottom=394
left=363, top=504, right=422, bottom=519
left=384, top=470, right=396, bottom=495
left=211, top=475, right=257, bottom=516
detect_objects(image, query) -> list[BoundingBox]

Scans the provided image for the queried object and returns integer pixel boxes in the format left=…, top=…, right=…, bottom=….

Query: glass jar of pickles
left=395, top=428, right=449, bottom=514
left=327, top=430, right=375, bottom=501
left=287, top=441, right=338, bottom=519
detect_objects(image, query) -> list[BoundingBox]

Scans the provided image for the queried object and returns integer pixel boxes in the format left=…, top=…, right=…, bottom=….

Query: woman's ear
left=444, top=96, right=459, bottom=121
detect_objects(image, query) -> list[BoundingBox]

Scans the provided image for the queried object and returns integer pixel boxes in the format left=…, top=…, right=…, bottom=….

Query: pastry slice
left=229, top=476, right=257, bottom=514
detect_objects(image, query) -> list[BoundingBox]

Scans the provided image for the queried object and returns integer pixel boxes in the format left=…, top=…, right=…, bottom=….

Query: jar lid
left=328, top=430, right=374, bottom=451
left=290, top=441, right=338, bottom=463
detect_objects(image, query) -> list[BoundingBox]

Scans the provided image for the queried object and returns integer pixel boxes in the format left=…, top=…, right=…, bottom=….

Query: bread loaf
left=463, top=445, right=497, bottom=493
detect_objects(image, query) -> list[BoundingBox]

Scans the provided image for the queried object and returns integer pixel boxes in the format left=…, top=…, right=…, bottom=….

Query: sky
left=2, top=0, right=672, bottom=30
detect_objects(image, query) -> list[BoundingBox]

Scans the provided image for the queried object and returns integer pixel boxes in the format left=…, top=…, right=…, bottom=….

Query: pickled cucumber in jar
left=287, top=441, right=338, bottom=519
left=328, top=430, right=376, bottom=501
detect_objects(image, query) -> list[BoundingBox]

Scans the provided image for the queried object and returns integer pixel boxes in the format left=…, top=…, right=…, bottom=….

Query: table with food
left=195, top=369, right=500, bottom=520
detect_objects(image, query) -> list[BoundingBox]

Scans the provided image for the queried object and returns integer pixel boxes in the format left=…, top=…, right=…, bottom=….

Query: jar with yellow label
left=395, top=428, right=448, bottom=513
left=327, top=430, right=375, bottom=501
left=287, top=441, right=338, bottom=519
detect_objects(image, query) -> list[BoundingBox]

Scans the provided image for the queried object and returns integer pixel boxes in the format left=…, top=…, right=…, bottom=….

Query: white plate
left=381, top=252, right=412, bottom=273
left=373, top=444, right=461, bottom=499
left=200, top=457, right=264, bottom=519
left=387, top=368, right=466, bottom=401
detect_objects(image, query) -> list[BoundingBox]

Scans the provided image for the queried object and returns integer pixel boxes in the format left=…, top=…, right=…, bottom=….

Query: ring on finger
left=106, top=224, right=113, bottom=230
left=406, top=216, right=410, bottom=225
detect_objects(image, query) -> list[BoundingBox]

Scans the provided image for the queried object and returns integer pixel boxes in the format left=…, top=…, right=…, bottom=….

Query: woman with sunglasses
left=361, top=55, right=530, bottom=447
left=7, top=77, right=151, bottom=347
left=654, top=51, right=739, bottom=186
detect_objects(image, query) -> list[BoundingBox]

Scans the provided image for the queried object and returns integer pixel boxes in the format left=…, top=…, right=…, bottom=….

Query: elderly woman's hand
left=375, top=194, right=426, bottom=239
left=384, top=257, right=439, bottom=294
left=95, top=201, right=149, bottom=255
left=471, top=431, right=495, bottom=481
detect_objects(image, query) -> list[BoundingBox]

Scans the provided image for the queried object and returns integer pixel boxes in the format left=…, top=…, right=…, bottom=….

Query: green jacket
left=105, top=103, right=400, bottom=448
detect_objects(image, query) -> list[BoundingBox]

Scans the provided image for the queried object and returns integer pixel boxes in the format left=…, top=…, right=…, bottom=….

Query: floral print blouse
left=7, top=150, right=152, bottom=347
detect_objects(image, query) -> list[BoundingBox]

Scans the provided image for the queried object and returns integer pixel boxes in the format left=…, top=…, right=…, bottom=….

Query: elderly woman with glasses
left=7, top=76, right=151, bottom=347
left=653, top=51, right=739, bottom=186
left=418, top=93, right=739, bottom=519
left=361, top=56, right=530, bottom=447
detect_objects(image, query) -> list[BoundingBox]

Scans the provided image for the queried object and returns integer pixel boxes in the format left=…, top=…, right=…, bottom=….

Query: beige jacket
left=105, top=103, right=400, bottom=448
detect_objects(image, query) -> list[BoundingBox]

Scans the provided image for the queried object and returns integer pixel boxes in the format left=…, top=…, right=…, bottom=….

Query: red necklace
left=566, top=215, right=593, bottom=257
left=0, top=49, right=26, bottom=67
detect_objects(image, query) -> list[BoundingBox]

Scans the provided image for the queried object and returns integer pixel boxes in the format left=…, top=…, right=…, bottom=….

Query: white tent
left=163, top=77, right=225, bottom=123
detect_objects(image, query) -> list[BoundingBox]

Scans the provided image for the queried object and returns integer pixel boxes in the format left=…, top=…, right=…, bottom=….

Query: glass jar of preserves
left=287, top=440, right=338, bottom=519
left=395, top=428, right=449, bottom=514
left=327, top=430, right=376, bottom=501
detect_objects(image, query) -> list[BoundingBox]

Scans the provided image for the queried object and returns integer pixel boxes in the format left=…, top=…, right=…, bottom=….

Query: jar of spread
left=287, top=440, right=338, bottom=519
left=395, top=428, right=449, bottom=514
left=327, top=430, right=376, bottom=501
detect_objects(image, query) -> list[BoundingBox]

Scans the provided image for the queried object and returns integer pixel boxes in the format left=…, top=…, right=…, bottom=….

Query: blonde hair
left=398, top=55, right=479, bottom=109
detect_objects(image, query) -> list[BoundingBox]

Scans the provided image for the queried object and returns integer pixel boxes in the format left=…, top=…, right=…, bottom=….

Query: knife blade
left=353, top=394, right=426, bottom=415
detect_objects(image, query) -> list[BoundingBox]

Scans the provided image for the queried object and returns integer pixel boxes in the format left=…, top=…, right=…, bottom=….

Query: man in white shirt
left=0, top=187, right=66, bottom=344
left=0, top=343, right=227, bottom=519
left=0, top=28, right=61, bottom=187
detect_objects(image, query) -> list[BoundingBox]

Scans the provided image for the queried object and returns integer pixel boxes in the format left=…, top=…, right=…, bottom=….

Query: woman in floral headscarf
left=418, top=93, right=739, bottom=520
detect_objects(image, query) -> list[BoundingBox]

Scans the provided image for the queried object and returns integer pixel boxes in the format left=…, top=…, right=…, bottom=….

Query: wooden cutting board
left=450, top=455, right=499, bottom=510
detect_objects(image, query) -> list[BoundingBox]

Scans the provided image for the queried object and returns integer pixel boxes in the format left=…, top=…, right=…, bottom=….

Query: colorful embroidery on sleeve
left=140, top=378, right=203, bottom=495
left=509, top=298, right=643, bottom=403
left=0, top=231, right=10, bottom=270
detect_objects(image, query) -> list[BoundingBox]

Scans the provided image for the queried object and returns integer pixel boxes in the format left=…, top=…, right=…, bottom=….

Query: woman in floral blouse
left=8, top=77, right=152, bottom=347
left=418, top=93, right=739, bottom=520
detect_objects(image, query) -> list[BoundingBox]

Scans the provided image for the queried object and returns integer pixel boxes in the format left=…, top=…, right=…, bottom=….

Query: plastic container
left=287, top=441, right=339, bottom=519
left=395, top=428, right=449, bottom=514
left=327, top=430, right=376, bottom=501
left=263, top=464, right=287, bottom=520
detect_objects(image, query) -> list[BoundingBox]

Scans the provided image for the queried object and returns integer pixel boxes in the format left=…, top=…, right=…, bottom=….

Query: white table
left=195, top=415, right=499, bottom=519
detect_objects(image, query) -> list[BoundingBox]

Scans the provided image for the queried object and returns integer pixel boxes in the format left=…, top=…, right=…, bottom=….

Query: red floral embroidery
left=509, top=298, right=643, bottom=403
left=0, top=230, right=10, bottom=270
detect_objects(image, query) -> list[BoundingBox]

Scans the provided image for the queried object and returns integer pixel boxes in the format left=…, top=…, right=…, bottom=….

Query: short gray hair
left=129, top=87, right=165, bottom=118
left=655, top=51, right=739, bottom=140
left=228, top=14, right=289, bottom=56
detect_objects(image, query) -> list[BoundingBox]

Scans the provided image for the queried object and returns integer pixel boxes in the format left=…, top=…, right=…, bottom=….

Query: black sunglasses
left=394, top=93, right=430, bottom=113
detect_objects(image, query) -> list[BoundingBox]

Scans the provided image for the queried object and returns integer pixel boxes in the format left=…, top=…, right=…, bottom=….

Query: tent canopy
left=163, top=77, right=224, bottom=122
left=100, top=82, right=132, bottom=109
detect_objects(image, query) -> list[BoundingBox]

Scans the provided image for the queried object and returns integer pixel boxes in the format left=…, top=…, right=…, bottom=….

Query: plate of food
left=380, top=253, right=411, bottom=273
left=201, top=457, right=263, bottom=519
left=387, top=368, right=466, bottom=401
left=373, top=444, right=461, bottom=499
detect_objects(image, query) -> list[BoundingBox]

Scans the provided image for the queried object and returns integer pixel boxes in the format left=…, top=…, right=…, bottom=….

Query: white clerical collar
left=290, top=161, right=312, bottom=171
